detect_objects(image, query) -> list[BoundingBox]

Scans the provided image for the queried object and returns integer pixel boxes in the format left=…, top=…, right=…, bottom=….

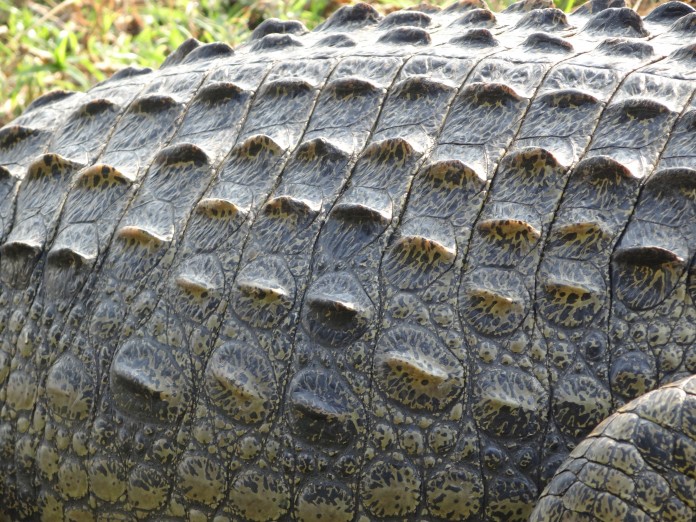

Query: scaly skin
left=0, top=1, right=694, bottom=520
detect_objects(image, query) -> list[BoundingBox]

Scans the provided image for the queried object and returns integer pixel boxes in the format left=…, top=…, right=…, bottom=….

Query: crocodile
left=0, top=0, right=694, bottom=520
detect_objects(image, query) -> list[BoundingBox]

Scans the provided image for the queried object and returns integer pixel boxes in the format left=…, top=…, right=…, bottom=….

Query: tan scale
left=227, top=469, right=290, bottom=522
left=295, top=482, right=354, bottom=522
left=360, top=458, right=422, bottom=518
left=539, top=279, right=603, bottom=328
left=87, top=456, right=127, bottom=503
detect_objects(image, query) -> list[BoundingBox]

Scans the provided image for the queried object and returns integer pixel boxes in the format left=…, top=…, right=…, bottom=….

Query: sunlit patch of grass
left=0, top=0, right=236, bottom=125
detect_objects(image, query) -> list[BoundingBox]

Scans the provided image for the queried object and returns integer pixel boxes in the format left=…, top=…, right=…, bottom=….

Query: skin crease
left=0, top=1, right=694, bottom=521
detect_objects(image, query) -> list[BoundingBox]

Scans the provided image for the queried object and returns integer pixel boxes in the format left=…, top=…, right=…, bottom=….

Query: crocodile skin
left=0, top=1, right=694, bottom=520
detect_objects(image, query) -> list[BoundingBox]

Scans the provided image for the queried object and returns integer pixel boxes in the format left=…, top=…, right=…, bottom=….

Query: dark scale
left=56, top=146, right=216, bottom=519
left=501, top=13, right=694, bottom=522
left=362, top=25, right=571, bottom=521
left=459, top=151, right=567, bottom=521
left=210, top=55, right=403, bottom=522
left=21, top=50, right=279, bottom=519
left=0, top=70, right=148, bottom=434
left=0, top=155, right=84, bottom=516
left=12, top=165, right=134, bottom=514
left=80, top=65, right=278, bottom=519
left=163, top=54, right=396, bottom=520
left=531, top=377, right=696, bottom=521
left=287, top=47, right=476, bottom=522
left=446, top=9, right=615, bottom=519
left=530, top=26, right=688, bottom=485
left=86, top=58, right=333, bottom=519
left=531, top=13, right=696, bottom=522
left=607, top=63, right=696, bottom=397
left=604, top=47, right=696, bottom=410
left=610, top=168, right=696, bottom=398
left=0, top=1, right=694, bottom=521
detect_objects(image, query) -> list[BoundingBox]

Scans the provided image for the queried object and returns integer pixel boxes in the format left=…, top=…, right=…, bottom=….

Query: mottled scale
left=302, top=66, right=390, bottom=146
left=110, top=145, right=212, bottom=281
left=111, top=335, right=193, bottom=424
left=514, top=89, right=602, bottom=167
left=382, top=216, right=458, bottom=289
left=0, top=68, right=163, bottom=518
left=238, top=60, right=334, bottom=148
left=43, top=159, right=141, bottom=311
left=374, top=325, right=466, bottom=411
left=91, top=151, right=215, bottom=333
left=461, top=268, right=530, bottom=337
left=372, top=78, right=458, bottom=144
left=538, top=162, right=639, bottom=448
left=19, top=54, right=272, bottom=521
left=87, top=57, right=329, bottom=516
left=537, top=161, right=638, bottom=424
left=596, top=45, right=696, bottom=410
left=287, top=369, right=368, bottom=447
left=526, top=33, right=696, bottom=497
left=659, top=84, right=696, bottom=170
left=115, top=57, right=330, bottom=519
left=531, top=376, right=696, bottom=522
left=452, top=22, right=605, bottom=515
left=438, top=83, right=526, bottom=180
left=367, top=23, right=578, bottom=521
left=374, top=148, right=487, bottom=521
left=0, top=154, right=84, bottom=328
left=54, top=144, right=215, bottom=518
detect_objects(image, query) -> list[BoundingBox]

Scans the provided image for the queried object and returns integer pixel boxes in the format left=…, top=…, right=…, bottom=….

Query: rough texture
left=0, top=1, right=694, bottom=520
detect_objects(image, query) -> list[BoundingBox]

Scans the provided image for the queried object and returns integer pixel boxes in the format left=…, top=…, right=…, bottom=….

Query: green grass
left=0, top=0, right=662, bottom=126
